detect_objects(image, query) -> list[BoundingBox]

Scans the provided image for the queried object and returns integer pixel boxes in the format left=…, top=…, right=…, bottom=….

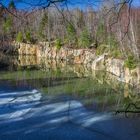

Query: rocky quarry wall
left=13, top=42, right=140, bottom=86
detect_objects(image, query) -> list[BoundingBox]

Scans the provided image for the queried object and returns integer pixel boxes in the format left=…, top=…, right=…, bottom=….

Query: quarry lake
left=0, top=55, right=140, bottom=140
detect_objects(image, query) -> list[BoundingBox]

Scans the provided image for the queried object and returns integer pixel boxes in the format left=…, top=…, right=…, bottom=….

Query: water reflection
left=0, top=54, right=140, bottom=113
left=0, top=55, right=140, bottom=139
left=0, top=81, right=140, bottom=140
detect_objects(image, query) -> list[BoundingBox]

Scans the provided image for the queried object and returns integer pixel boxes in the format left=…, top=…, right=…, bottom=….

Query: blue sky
left=132, top=0, right=140, bottom=7
left=1, top=0, right=140, bottom=10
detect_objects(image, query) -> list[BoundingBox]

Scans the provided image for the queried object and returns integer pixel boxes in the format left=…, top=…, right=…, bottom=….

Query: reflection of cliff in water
left=0, top=53, right=12, bottom=69
left=0, top=54, right=139, bottom=114
left=0, top=54, right=139, bottom=92
left=0, top=54, right=40, bottom=70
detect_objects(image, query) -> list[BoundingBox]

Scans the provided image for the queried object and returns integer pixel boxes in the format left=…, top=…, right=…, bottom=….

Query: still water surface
left=0, top=55, right=140, bottom=140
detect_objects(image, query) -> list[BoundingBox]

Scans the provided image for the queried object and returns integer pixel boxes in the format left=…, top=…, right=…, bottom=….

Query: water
left=0, top=55, right=140, bottom=140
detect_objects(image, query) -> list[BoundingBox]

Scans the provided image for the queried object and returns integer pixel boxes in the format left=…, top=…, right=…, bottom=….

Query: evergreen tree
left=3, top=16, right=12, bottom=33
left=25, top=31, right=32, bottom=43
left=78, top=28, right=91, bottom=48
left=66, top=23, right=77, bottom=45
left=16, top=32, right=23, bottom=42
left=8, top=0, right=16, bottom=9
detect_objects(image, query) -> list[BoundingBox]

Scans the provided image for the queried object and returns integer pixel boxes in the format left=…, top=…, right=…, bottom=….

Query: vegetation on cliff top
left=0, top=0, right=139, bottom=68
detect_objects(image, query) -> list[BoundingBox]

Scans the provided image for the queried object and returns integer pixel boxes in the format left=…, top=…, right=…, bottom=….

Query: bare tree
left=0, top=0, right=139, bottom=58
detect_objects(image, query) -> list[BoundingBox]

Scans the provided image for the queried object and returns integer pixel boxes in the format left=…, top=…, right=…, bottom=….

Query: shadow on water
left=0, top=54, right=140, bottom=140
left=0, top=85, right=140, bottom=140
left=0, top=76, right=81, bottom=89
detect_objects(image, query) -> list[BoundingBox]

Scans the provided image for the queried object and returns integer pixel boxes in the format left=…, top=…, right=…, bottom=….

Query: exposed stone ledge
left=11, top=42, right=39, bottom=55
left=12, top=42, right=140, bottom=86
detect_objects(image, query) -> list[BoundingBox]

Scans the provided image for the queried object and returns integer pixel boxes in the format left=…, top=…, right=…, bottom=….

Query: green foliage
left=96, top=44, right=122, bottom=58
left=9, top=0, right=16, bottom=9
left=108, top=35, right=118, bottom=48
left=25, top=31, right=32, bottom=42
left=78, top=28, right=91, bottom=48
left=110, top=49, right=122, bottom=58
left=124, top=56, right=137, bottom=70
left=96, top=35, right=123, bottom=58
left=38, top=29, right=45, bottom=39
left=3, top=17, right=12, bottom=33
left=96, top=44, right=109, bottom=55
left=108, top=36, right=122, bottom=58
left=66, top=23, right=77, bottom=44
left=55, top=38, right=62, bottom=50
left=16, top=32, right=23, bottom=42
left=67, top=23, right=75, bottom=35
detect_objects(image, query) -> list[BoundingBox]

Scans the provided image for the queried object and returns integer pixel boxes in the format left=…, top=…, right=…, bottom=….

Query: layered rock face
left=13, top=42, right=140, bottom=86
left=12, top=42, right=38, bottom=55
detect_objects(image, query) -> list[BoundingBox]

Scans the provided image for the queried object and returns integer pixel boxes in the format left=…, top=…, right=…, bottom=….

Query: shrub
left=16, top=32, right=23, bottom=42
left=55, top=38, right=62, bottom=50
left=112, top=50, right=122, bottom=58
left=107, top=35, right=118, bottom=48
left=96, top=34, right=123, bottom=58
left=124, top=56, right=137, bottom=70
left=25, top=31, right=32, bottom=43
left=96, top=44, right=109, bottom=55
left=110, top=48, right=123, bottom=58
left=3, top=17, right=12, bottom=33
left=107, top=35, right=123, bottom=58
left=78, top=28, right=91, bottom=48
left=66, top=23, right=77, bottom=45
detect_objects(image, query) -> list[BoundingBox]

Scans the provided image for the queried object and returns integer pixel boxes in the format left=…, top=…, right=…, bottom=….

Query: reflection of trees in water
left=0, top=54, right=40, bottom=70
left=0, top=54, right=140, bottom=114
left=115, top=84, right=140, bottom=117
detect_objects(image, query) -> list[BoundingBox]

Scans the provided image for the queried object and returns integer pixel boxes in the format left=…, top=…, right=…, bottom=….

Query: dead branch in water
left=115, top=103, right=140, bottom=118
